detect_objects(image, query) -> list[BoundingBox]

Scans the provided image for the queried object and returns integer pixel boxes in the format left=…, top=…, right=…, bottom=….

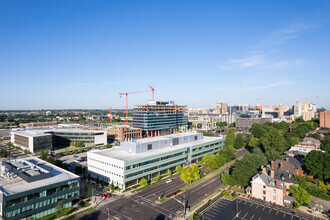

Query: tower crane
left=119, top=86, right=155, bottom=125
left=101, top=106, right=131, bottom=123
left=256, top=98, right=263, bottom=114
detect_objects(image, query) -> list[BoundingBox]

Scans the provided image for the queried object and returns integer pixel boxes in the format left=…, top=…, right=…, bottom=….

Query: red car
left=102, top=193, right=111, bottom=198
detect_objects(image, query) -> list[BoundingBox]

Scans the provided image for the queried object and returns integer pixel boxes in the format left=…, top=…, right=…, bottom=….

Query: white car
left=166, top=179, right=173, bottom=183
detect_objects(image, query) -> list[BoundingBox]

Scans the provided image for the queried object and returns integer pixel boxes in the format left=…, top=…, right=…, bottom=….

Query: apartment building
left=320, top=110, right=330, bottom=128
left=133, top=101, right=188, bottom=136
left=87, top=132, right=225, bottom=189
left=188, top=113, right=236, bottom=129
left=250, top=173, right=287, bottom=206
left=215, top=103, right=227, bottom=114
left=0, top=158, right=80, bottom=220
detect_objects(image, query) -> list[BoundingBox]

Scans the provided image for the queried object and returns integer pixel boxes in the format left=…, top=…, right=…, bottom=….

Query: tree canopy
left=289, top=185, right=311, bottom=205
left=303, top=151, right=330, bottom=182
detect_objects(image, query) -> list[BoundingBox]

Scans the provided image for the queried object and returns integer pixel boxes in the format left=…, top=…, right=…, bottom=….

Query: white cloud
left=220, top=55, right=265, bottom=70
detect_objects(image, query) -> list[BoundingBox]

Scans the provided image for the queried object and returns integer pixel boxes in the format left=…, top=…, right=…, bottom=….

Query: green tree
left=55, top=201, right=65, bottom=217
left=303, top=151, right=330, bottom=181
left=109, top=180, right=116, bottom=193
left=153, top=176, right=161, bottom=182
left=261, top=128, right=286, bottom=161
left=167, top=170, right=172, bottom=176
left=45, top=156, right=55, bottom=164
left=290, top=185, right=311, bottom=205
left=139, top=178, right=148, bottom=186
left=180, top=165, right=200, bottom=184
left=176, top=165, right=183, bottom=173
left=39, top=150, right=49, bottom=160
left=250, top=123, right=266, bottom=139
left=234, top=133, right=244, bottom=149
left=216, top=121, right=227, bottom=128
left=221, top=170, right=236, bottom=186
left=248, top=137, right=259, bottom=149
left=203, top=132, right=214, bottom=137
left=225, top=128, right=236, bottom=149
left=87, top=186, right=93, bottom=197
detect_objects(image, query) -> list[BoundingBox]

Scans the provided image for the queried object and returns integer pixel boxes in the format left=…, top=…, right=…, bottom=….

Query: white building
left=87, top=132, right=225, bottom=189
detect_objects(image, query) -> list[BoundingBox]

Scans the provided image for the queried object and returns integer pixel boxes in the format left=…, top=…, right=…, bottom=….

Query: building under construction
left=133, top=101, right=188, bottom=136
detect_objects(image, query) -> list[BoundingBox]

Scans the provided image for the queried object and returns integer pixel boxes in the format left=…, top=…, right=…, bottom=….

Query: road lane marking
left=250, top=214, right=255, bottom=220
left=242, top=212, right=248, bottom=219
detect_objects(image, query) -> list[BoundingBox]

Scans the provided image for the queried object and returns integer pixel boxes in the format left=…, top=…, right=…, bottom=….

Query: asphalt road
left=75, top=148, right=248, bottom=220
left=201, top=197, right=311, bottom=220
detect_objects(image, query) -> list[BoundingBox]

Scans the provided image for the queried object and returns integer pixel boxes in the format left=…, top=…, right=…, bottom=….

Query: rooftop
left=0, top=157, right=79, bottom=196
left=89, top=135, right=223, bottom=162
left=11, top=128, right=105, bottom=137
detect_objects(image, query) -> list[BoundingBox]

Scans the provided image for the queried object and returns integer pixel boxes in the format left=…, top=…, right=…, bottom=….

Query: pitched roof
left=302, top=137, right=320, bottom=145
left=272, top=159, right=296, bottom=174
left=251, top=173, right=286, bottom=190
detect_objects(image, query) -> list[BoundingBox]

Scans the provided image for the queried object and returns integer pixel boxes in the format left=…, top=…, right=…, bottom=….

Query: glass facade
left=2, top=179, right=80, bottom=220
left=133, top=111, right=188, bottom=131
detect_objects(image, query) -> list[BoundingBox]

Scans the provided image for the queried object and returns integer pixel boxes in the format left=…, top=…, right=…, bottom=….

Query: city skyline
left=1, top=1, right=330, bottom=110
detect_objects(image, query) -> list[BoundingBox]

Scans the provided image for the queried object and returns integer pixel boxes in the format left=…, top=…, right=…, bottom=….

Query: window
left=273, top=196, right=276, bottom=200
left=195, top=136, right=197, bottom=140
left=263, top=191, right=266, bottom=195
left=148, top=144, right=152, bottom=150
left=263, top=185, right=266, bottom=189
left=273, top=189, right=276, bottom=193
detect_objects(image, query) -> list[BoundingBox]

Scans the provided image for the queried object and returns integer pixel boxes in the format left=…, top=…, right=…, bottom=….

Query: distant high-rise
left=320, top=110, right=330, bottom=128
left=133, top=101, right=188, bottom=136
left=215, top=103, right=227, bottom=114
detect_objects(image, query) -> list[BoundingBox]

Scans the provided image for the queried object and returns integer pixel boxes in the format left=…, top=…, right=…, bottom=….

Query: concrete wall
left=87, top=151, right=125, bottom=188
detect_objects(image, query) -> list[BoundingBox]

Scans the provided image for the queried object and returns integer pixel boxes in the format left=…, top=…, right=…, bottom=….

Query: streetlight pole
left=106, top=208, right=110, bottom=220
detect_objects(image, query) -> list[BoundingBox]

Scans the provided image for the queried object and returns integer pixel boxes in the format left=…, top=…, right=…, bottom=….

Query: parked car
left=166, top=179, right=173, bottom=183
left=73, top=155, right=78, bottom=158
left=102, top=193, right=111, bottom=199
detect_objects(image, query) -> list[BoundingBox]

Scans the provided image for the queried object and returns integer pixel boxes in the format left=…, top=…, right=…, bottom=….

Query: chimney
left=271, top=161, right=274, bottom=169
left=293, top=151, right=297, bottom=156
left=276, top=180, right=279, bottom=189
left=285, top=158, right=289, bottom=163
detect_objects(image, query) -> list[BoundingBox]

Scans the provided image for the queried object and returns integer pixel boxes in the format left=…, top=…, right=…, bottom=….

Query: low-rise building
left=10, top=130, right=52, bottom=154
left=262, top=157, right=302, bottom=190
left=235, top=115, right=272, bottom=131
left=107, top=125, right=142, bottom=142
left=19, top=122, right=58, bottom=128
left=250, top=173, right=287, bottom=206
left=300, top=137, right=320, bottom=149
left=11, top=129, right=107, bottom=153
left=188, top=113, right=236, bottom=129
left=0, top=157, right=80, bottom=220
left=87, top=132, right=225, bottom=190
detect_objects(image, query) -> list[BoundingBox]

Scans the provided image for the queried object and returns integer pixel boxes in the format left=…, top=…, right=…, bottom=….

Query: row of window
left=89, top=164, right=123, bottom=178
left=125, top=151, right=186, bottom=170
left=88, top=158, right=124, bottom=169
left=125, top=158, right=184, bottom=179
left=5, top=190, right=79, bottom=218
left=5, top=182, right=79, bottom=207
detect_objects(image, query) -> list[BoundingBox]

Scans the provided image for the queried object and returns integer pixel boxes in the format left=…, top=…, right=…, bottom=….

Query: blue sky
left=1, top=0, right=330, bottom=110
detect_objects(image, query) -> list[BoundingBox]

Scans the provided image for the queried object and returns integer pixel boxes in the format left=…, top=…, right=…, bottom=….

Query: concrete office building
left=0, top=157, right=80, bottom=220
left=10, top=130, right=52, bottom=154
left=133, top=101, right=188, bottom=136
left=49, top=129, right=107, bottom=147
left=87, top=132, right=225, bottom=189
left=11, top=129, right=107, bottom=153
left=235, top=115, right=272, bottom=131
left=320, top=110, right=330, bottom=129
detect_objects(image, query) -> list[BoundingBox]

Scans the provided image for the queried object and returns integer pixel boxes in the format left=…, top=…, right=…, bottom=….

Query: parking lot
left=201, top=197, right=311, bottom=220
left=58, top=152, right=87, bottom=170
